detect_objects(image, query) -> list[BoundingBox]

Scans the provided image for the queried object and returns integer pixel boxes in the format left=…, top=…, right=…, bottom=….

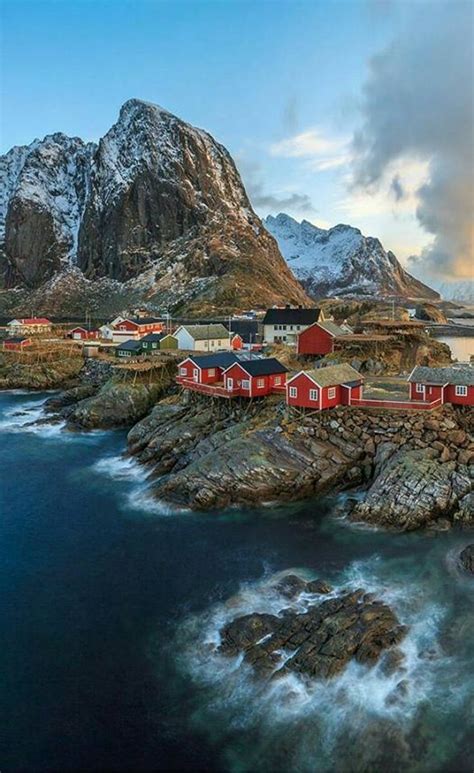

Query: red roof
left=17, top=317, right=51, bottom=325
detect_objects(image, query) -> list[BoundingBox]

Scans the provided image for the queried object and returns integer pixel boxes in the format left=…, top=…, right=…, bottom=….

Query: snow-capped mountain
left=0, top=100, right=309, bottom=313
left=264, top=213, right=438, bottom=301
left=435, top=280, right=474, bottom=304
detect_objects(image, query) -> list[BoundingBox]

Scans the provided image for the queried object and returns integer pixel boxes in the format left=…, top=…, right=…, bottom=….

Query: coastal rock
left=351, top=448, right=472, bottom=530
left=218, top=578, right=407, bottom=680
left=67, top=381, right=164, bottom=429
left=459, top=544, right=474, bottom=573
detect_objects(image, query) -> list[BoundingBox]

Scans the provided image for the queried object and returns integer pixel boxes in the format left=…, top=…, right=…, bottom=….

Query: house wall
left=177, top=360, right=196, bottom=380
left=409, top=383, right=444, bottom=402
left=175, top=329, right=195, bottom=350
left=445, top=384, right=474, bottom=405
left=286, top=373, right=321, bottom=409
left=224, top=363, right=252, bottom=395
left=297, top=324, right=333, bottom=355
left=194, top=337, right=231, bottom=351
left=321, top=384, right=343, bottom=409
left=264, top=323, right=308, bottom=344
left=159, top=336, right=178, bottom=350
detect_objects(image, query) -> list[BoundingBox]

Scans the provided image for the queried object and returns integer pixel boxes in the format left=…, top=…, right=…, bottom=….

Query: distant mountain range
left=264, top=213, right=439, bottom=301
left=0, top=99, right=308, bottom=314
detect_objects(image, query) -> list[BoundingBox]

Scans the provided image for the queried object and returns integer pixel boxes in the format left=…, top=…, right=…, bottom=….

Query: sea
left=1, top=390, right=473, bottom=772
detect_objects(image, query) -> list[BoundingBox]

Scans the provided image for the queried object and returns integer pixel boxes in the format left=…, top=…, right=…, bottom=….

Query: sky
left=1, top=0, right=473, bottom=288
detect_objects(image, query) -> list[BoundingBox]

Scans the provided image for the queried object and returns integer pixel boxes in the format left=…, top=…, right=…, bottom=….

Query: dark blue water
left=0, top=391, right=472, bottom=772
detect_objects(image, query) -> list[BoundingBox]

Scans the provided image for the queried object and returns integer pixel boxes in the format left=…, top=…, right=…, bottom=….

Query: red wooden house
left=111, top=316, right=164, bottom=336
left=3, top=337, right=32, bottom=351
left=286, top=363, right=363, bottom=410
left=67, top=327, right=100, bottom=340
left=177, top=352, right=240, bottom=385
left=296, top=321, right=348, bottom=356
left=408, top=366, right=474, bottom=406
left=223, top=358, right=288, bottom=398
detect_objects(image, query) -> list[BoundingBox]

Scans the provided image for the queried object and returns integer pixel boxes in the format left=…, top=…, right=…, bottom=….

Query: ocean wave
left=92, top=452, right=189, bottom=517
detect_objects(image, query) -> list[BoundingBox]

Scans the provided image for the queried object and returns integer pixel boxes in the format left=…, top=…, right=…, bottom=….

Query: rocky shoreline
left=2, top=360, right=473, bottom=530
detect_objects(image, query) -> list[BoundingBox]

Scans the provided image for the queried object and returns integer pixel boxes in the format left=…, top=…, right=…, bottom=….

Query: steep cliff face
left=0, top=100, right=309, bottom=313
left=264, top=213, right=438, bottom=301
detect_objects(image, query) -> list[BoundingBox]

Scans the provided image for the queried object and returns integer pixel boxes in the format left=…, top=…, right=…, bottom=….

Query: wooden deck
left=350, top=396, right=443, bottom=411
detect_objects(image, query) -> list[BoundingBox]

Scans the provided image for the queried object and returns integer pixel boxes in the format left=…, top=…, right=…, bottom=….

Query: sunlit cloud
left=269, top=128, right=351, bottom=172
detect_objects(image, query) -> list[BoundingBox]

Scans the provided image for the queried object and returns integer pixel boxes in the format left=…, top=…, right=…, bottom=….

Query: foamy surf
left=172, top=557, right=466, bottom=772
left=92, top=452, right=189, bottom=517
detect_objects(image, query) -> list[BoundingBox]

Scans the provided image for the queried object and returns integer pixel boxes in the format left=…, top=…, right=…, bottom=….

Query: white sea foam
left=0, top=398, right=66, bottom=436
left=93, top=454, right=147, bottom=482
left=92, top=452, right=188, bottom=517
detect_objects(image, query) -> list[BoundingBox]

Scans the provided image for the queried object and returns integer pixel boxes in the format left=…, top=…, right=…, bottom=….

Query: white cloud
left=269, top=128, right=351, bottom=172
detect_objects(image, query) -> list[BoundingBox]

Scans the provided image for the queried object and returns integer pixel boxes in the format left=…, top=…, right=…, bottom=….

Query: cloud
left=351, top=2, right=474, bottom=280
left=237, top=157, right=314, bottom=214
left=390, top=174, right=404, bottom=202
left=269, top=128, right=352, bottom=175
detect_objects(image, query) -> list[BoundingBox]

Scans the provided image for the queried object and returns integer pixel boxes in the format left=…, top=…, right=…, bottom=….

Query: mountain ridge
left=264, top=213, right=438, bottom=301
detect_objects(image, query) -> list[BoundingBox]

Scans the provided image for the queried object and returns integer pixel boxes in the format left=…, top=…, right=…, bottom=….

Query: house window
left=210, top=340, right=215, bottom=347
left=282, top=325, right=287, bottom=330
left=242, top=379, right=250, bottom=389
left=208, top=368, right=216, bottom=377
left=455, top=385, right=468, bottom=396
left=296, top=325, right=300, bottom=330
left=179, top=367, right=187, bottom=376
left=328, top=387, right=336, bottom=399
left=289, top=386, right=297, bottom=398
left=416, top=384, right=424, bottom=393
left=282, top=336, right=287, bottom=341
left=274, top=376, right=281, bottom=385
left=309, top=389, right=319, bottom=401
left=257, top=378, right=265, bottom=388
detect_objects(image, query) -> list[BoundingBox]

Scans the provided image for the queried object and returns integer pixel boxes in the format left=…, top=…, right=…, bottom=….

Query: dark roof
left=235, top=357, right=288, bottom=376
left=4, top=337, right=29, bottom=343
left=117, top=340, right=143, bottom=351
left=190, top=352, right=240, bottom=369
left=263, top=307, right=321, bottom=326
left=226, top=319, right=262, bottom=343
left=130, top=317, right=162, bottom=325
left=408, top=365, right=474, bottom=386
left=141, top=332, right=164, bottom=342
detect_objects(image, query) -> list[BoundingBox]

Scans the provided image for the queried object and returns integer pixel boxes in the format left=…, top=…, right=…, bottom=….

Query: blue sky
left=1, top=0, right=472, bottom=281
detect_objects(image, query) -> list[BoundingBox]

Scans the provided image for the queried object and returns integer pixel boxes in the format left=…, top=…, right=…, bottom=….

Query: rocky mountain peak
left=0, top=100, right=309, bottom=313
left=264, top=212, right=438, bottom=301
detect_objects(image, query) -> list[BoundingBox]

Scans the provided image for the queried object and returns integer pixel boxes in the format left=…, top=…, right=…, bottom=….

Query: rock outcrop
left=1, top=100, right=309, bottom=314
left=218, top=576, right=408, bottom=680
left=459, top=544, right=474, bottom=573
left=350, top=447, right=473, bottom=530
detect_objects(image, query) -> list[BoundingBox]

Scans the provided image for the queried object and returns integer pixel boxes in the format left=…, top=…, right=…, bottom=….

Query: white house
left=262, top=307, right=325, bottom=345
left=174, top=324, right=231, bottom=351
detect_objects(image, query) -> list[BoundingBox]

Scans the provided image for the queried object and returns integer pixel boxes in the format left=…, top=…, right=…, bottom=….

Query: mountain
left=264, top=213, right=438, bottom=301
left=435, top=280, right=474, bottom=304
left=0, top=100, right=309, bottom=314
